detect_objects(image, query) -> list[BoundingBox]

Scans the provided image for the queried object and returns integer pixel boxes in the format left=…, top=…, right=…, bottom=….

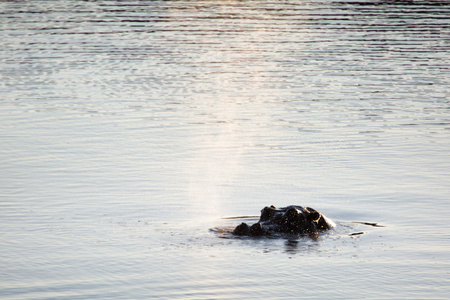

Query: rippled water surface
left=1, top=0, right=450, bottom=299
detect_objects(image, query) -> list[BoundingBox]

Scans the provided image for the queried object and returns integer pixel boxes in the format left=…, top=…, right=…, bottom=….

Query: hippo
left=232, top=205, right=335, bottom=237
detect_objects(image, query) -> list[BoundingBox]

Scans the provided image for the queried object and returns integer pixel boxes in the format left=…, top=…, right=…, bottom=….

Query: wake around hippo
left=233, top=205, right=335, bottom=237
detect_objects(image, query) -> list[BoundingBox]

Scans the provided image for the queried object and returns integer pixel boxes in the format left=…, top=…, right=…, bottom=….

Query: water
left=1, top=0, right=449, bottom=298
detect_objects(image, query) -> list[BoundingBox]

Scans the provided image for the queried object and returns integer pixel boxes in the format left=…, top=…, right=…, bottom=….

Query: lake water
left=1, top=0, right=450, bottom=299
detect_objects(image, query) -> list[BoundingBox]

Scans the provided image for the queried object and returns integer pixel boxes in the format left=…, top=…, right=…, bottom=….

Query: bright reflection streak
left=181, top=2, right=277, bottom=217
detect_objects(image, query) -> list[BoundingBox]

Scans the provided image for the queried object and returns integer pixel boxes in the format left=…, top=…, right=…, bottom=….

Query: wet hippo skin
left=233, top=205, right=335, bottom=236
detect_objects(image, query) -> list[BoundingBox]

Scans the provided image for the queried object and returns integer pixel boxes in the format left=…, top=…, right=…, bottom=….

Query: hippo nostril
left=232, top=222, right=250, bottom=236
left=249, top=223, right=266, bottom=236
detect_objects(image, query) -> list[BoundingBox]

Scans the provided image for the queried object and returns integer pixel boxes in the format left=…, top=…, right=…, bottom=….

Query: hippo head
left=233, top=205, right=335, bottom=237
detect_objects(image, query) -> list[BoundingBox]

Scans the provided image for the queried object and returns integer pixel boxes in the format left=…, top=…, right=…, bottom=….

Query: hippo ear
left=308, top=209, right=321, bottom=222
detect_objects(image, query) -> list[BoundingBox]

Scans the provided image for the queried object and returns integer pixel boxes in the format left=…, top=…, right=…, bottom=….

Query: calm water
left=1, top=0, right=450, bottom=299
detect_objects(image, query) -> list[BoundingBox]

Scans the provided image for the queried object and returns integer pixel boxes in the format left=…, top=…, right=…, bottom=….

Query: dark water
left=1, top=0, right=450, bottom=299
